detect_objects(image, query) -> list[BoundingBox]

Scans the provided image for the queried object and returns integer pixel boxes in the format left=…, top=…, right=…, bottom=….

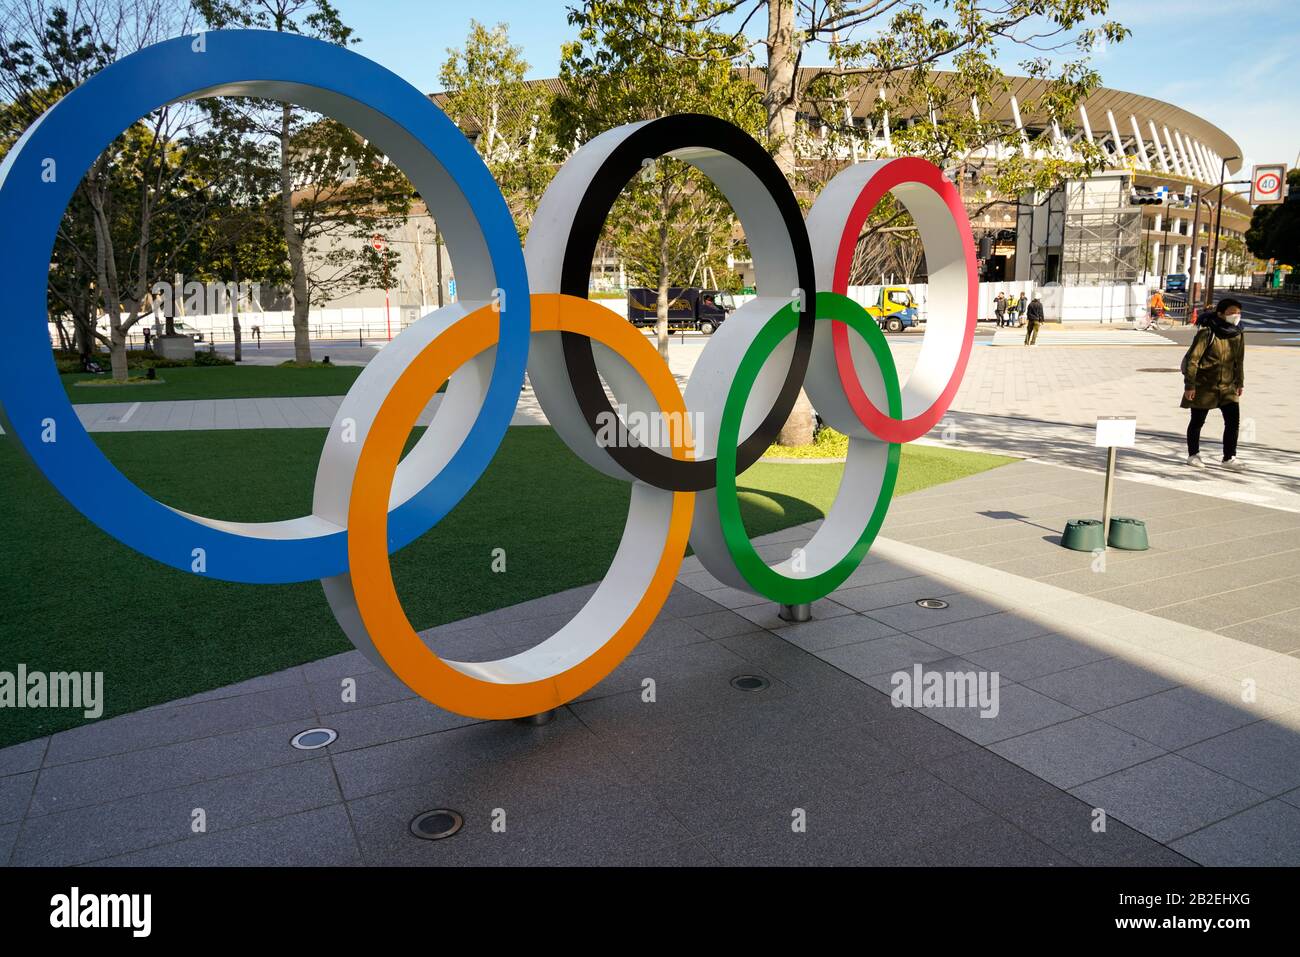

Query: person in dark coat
left=1182, top=298, right=1245, bottom=470
left=1023, top=296, right=1045, bottom=345
left=993, top=292, right=1007, bottom=327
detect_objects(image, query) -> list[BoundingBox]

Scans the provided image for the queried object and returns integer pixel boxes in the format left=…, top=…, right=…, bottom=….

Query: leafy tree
left=440, top=19, right=558, bottom=243
left=182, top=126, right=290, bottom=360
left=558, top=0, right=762, bottom=358
left=1246, top=169, right=1300, bottom=267
left=1, top=0, right=219, bottom=380
left=193, top=0, right=413, bottom=364
left=582, top=0, right=1129, bottom=442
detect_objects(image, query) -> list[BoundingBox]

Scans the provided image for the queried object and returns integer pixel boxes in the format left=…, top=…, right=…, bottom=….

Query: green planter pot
left=1061, top=519, right=1105, bottom=552
left=1108, top=517, right=1149, bottom=551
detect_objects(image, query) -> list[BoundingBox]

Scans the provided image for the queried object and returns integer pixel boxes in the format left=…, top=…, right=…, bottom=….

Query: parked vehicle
left=866, top=286, right=921, bottom=332
left=626, top=287, right=734, bottom=335
left=170, top=321, right=205, bottom=343
left=94, top=317, right=205, bottom=343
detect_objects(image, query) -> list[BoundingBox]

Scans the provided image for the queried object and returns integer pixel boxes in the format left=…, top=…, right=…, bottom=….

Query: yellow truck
left=865, top=286, right=921, bottom=332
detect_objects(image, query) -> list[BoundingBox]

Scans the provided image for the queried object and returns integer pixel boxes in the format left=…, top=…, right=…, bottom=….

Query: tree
left=1246, top=169, right=1300, bottom=267
left=1, top=0, right=216, bottom=380
left=603, top=0, right=1128, bottom=442
left=193, top=0, right=413, bottom=364
left=557, top=0, right=763, bottom=359
left=440, top=19, right=558, bottom=243
left=183, top=126, right=289, bottom=361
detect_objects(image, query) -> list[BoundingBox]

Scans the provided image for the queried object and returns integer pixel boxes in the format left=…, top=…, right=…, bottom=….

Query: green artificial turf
left=63, top=364, right=362, bottom=404
left=0, top=427, right=1013, bottom=746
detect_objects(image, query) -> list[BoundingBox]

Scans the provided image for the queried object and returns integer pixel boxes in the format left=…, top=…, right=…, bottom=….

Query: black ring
left=559, top=114, right=816, bottom=492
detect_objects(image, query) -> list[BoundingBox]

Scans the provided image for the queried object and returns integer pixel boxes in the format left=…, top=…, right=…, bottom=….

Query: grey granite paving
left=6, top=467, right=1300, bottom=865
left=881, top=458, right=1300, bottom=656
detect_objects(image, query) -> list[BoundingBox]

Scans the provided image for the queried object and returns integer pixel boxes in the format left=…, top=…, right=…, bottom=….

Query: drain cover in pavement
left=410, top=809, right=463, bottom=840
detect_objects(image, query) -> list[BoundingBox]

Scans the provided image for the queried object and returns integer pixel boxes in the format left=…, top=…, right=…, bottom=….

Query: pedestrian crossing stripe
left=990, top=329, right=1173, bottom=346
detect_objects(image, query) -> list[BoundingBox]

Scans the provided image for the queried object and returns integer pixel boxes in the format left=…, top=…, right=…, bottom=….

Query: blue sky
left=333, top=1, right=1299, bottom=171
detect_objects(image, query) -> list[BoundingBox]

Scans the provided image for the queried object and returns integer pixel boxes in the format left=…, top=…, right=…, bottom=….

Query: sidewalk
left=920, top=410, right=1300, bottom=513
left=4, top=500, right=1299, bottom=866
left=881, top=458, right=1300, bottom=654
left=72, top=393, right=548, bottom=432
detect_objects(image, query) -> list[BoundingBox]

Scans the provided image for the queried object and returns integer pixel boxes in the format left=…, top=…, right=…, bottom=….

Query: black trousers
left=1187, top=402, right=1240, bottom=459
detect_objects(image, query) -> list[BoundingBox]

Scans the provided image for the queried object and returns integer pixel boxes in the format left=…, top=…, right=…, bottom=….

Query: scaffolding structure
left=1059, top=178, right=1143, bottom=286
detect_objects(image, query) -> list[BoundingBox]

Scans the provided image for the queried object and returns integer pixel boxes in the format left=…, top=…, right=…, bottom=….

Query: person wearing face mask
left=1181, top=298, right=1246, bottom=471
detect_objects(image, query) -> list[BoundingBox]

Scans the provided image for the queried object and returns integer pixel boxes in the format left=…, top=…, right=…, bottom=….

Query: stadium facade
left=159, top=70, right=1255, bottom=342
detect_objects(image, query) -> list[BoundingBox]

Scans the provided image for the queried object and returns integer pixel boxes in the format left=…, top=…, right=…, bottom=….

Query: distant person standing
left=1006, top=292, right=1021, bottom=326
left=1182, top=299, right=1246, bottom=470
left=1024, top=295, right=1045, bottom=345
left=994, top=292, right=1007, bottom=327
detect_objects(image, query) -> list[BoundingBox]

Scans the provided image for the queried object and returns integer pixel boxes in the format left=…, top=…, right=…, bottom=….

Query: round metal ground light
left=730, top=674, right=771, bottom=692
left=290, top=728, right=337, bottom=750
left=915, top=598, right=950, bottom=610
left=410, top=809, right=464, bottom=841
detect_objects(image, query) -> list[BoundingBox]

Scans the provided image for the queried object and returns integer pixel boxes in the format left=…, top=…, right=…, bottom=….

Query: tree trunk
left=279, top=104, right=312, bottom=365
left=764, top=0, right=816, bottom=447
left=764, top=0, right=799, bottom=182
left=656, top=212, right=670, bottom=360
left=232, top=263, right=243, bottom=363
left=435, top=222, right=445, bottom=308
left=109, top=327, right=128, bottom=381
left=74, top=314, right=95, bottom=360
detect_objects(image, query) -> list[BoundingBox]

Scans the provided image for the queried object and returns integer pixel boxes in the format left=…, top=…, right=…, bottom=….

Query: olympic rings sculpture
left=0, top=30, right=976, bottom=719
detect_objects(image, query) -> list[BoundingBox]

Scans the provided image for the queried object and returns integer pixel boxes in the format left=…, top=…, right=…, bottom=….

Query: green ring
left=715, top=291, right=902, bottom=604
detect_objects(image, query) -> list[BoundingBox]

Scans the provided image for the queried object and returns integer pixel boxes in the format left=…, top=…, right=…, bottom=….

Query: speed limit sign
left=1250, top=164, right=1287, bottom=205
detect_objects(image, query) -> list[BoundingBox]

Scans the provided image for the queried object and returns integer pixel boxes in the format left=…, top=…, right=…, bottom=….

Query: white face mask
left=1224, top=312, right=1242, bottom=326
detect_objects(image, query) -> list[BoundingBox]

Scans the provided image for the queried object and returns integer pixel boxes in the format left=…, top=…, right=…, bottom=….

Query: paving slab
left=1069, top=754, right=1265, bottom=844
left=8, top=502, right=1300, bottom=865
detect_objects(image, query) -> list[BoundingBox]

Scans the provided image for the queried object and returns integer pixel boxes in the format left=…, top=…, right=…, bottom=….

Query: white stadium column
left=1162, top=126, right=1185, bottom=176
left=1010, top=95, right=1032, bottom=158
left=1196, top=140, right=1218, bottom=180
left=1079, top=103, right=1096, bottom=145
left=1129, top=115, right=1152, bottom=169
left=1146, top=119, right=1170, bottom=172
left=879, top=87, right=893, bottom=156
left=1174, top=130, right=1204, bottom=181
left=1106, top=110, right=1125, bottom=164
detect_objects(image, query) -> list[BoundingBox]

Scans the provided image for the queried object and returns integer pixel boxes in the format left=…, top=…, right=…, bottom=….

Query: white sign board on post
left=1250, top=164, right=1287, bottom=205
left=1096, top=416, right=1137, bottom=447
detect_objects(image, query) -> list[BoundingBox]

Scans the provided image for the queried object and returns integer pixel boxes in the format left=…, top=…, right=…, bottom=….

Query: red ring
left=830, top=157, right=978, bottom=443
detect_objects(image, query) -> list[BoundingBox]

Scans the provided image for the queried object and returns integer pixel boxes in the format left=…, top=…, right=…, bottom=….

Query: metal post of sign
left=1101, top=445, right=1117, bottom=548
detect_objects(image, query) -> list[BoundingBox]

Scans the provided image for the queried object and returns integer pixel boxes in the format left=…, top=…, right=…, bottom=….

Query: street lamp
left=1204, top=154, right=1242, bottom=306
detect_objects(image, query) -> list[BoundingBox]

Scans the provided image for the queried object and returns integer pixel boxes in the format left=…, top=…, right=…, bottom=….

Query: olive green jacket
left=1181, top=328, right=1244, bottom=410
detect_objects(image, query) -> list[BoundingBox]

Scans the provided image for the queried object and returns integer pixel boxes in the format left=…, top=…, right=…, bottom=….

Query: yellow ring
left=346, top=293, right=694, bottom=719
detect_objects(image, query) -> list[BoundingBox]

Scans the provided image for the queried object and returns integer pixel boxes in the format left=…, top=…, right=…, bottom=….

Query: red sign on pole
left=1250, top=164, right=1287, bottom=205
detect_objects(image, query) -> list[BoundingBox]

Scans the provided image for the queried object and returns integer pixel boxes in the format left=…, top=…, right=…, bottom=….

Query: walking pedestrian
left=1182, top=298, right=1246, bottom=471
left=994, top=292, right=1007, bottom=327
left=1024, top=295, right=1044, bottom=345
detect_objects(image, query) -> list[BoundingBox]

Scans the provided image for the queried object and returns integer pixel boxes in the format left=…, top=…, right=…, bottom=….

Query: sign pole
left=1101, top=445, right=1117, bottom=549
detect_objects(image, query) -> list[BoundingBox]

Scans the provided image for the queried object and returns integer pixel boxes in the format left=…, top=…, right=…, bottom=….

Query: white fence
left=56, top=280, right=1161, bottom=348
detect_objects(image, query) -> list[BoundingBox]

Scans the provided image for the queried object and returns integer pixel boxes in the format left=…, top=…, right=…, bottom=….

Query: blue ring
left=0, top=30, right=529, bottom=584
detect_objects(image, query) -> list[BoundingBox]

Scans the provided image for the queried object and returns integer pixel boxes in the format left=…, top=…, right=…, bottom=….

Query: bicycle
left=1137, top=310, right=1171, bottom=332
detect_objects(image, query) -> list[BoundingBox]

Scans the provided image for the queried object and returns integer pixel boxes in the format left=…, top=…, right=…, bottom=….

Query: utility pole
left=1204, top=154, right=1243, bottom=305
